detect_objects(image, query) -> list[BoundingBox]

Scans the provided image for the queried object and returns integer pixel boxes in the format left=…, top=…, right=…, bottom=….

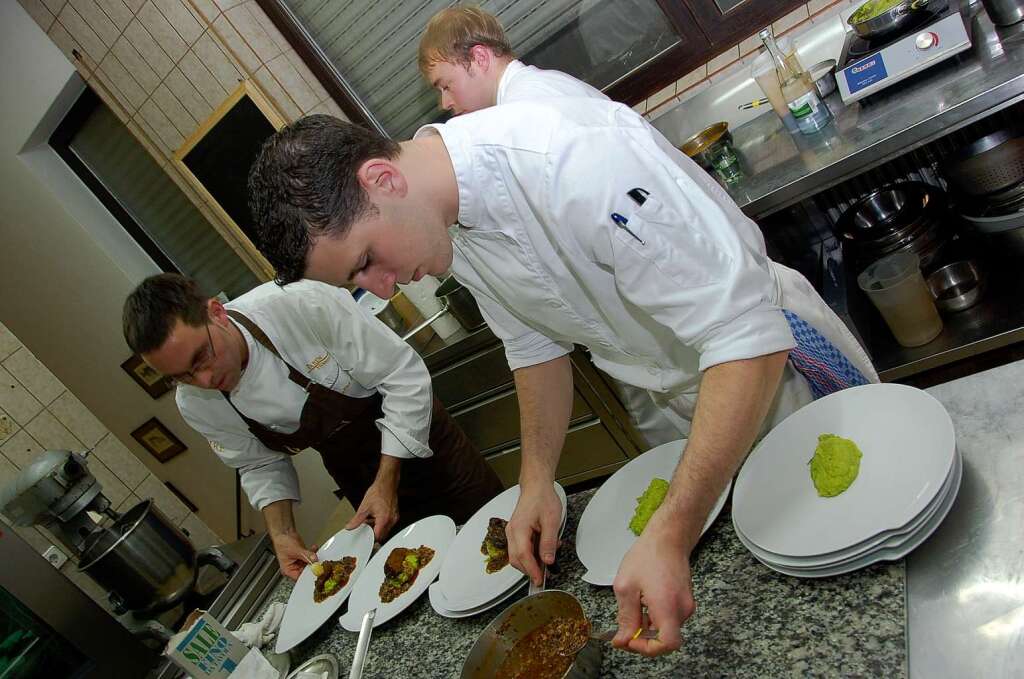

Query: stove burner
left=841, top=0, right=954, bottom=66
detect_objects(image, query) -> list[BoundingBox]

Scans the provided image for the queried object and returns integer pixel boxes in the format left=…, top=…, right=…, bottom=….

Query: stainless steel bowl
left=926, top=260, right=985, bottom=312
left=809, top=59, right=837, bottom=98
left=680, top=122, right=732, bottom=169
left=461, top=590, right=602, bottom=679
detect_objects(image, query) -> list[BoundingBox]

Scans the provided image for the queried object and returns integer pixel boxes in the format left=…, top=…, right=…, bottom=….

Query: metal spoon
left=528, top=540, right=547, bottom=596
left=348, top=608, right=376, bottom=679
left=557, top=621, right=660, bottom=657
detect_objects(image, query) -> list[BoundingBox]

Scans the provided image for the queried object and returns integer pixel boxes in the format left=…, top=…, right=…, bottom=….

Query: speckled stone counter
left=258, top=492, right=906, bottom=678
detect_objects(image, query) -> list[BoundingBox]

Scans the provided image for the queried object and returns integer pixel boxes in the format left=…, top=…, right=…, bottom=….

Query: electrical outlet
left=42, top=545, right=68, bottom=569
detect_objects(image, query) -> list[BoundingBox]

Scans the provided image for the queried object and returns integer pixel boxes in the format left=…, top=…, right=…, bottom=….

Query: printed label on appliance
left=844, top=54, right=888, bottom=94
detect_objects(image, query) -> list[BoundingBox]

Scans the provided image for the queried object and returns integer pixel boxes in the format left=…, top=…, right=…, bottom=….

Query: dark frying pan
left=847, top=0, right=938, bottom=41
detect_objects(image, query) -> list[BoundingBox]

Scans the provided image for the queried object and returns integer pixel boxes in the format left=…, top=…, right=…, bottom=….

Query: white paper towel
left=230, top=649, right=279, bottom=679
left=398, top=276, right=462, bottom=339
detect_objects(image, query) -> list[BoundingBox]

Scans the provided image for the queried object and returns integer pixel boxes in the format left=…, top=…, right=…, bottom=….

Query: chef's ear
left=357, top=158, right=407, bottom=200
left=206, top=297, right=228, bottom=325
left=468, top=44, right=491, bottom=72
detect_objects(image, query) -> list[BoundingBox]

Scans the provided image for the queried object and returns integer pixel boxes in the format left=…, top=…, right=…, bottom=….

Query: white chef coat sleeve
left=177, top=395, right=300, bottom=511
left=548, top=116, right=796, bottom=371
left=290, top=283, right=433, bottom=459
left=471, top=287, right=573, bottom=371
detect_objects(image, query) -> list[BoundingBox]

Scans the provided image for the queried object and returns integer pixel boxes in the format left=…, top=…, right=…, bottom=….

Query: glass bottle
left=758, top=29, right=832, bottom=134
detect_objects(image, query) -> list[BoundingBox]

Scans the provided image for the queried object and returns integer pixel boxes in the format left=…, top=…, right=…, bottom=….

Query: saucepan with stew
left=460, top=590, right=601, bottom=679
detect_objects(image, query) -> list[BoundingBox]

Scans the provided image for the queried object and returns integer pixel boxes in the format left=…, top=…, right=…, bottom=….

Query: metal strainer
left=942, top=130, right=1024, bottom=196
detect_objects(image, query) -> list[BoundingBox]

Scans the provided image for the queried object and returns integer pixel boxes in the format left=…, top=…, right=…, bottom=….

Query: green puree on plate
left=809, top=434, right=863, bottom=497
left=629, top=478, right=670, bottom=535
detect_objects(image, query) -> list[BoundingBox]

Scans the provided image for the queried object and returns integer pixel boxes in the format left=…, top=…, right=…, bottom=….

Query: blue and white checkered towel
left=782, top=309, right=869, bottom=399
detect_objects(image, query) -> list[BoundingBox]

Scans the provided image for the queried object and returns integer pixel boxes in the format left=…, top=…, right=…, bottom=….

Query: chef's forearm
left=658, top=350, right=790, bottom=552
left=513, top=355, right=574, bottom=486
left=262, top=499, right=299, bottom=540
left=373, top=454, right=402, bottom=493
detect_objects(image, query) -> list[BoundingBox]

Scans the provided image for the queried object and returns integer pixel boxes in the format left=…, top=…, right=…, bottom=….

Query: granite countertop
left=259, top=493, right=906, bottom=678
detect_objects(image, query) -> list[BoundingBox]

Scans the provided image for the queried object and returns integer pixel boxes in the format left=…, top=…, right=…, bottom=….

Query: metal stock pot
left=78, top=499, right=197, bottom=614
left=402, top=276, right=485, bottom=339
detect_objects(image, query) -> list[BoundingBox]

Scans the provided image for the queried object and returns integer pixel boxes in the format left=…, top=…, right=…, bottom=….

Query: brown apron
left=221, top=310, right=503, bottom=531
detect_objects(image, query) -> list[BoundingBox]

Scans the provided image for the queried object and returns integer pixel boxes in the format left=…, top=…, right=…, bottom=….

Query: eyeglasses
left=168, top=323, right=216, bottom=385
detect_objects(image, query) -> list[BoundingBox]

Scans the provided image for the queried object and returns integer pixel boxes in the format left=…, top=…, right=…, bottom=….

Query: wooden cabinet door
left=604, top=1, right=713, bottom=105
left=683, top=0, right=808, bottom=48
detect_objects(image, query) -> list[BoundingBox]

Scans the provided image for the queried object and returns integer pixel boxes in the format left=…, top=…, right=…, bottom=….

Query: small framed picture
left=121, top=354, right=174, bottom=399
left=131, top=417, right=187, bottom=463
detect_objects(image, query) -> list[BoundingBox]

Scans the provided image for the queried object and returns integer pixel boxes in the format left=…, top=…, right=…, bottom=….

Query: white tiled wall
left=0, top=320, right=225, bottom=609
left=16, top=0, right=348, bottom=271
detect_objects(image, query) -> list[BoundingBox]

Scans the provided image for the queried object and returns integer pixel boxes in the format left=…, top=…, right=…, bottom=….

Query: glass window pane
left=282, top=0, right=679, bottom=139
left=67, top=101, right=260, bottom=300
left=713, top=0, right=750, bottom=12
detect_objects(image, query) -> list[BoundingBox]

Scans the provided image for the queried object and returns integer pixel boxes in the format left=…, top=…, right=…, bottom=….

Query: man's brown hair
left=123, top=274, right=209, bottom=355
left=417, top=5, right=514, bottom=77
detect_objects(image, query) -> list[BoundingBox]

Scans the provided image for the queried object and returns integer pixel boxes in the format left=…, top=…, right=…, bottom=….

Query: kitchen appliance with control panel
left=837, top=1, right=971, bottom=103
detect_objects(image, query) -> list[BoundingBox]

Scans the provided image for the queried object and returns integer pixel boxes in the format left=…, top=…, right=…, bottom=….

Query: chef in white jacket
left=123, top=274, right=502, bottom=580
left=247, top=97, right=877, bottom=654
left=418, top=5, right=682, bottom=447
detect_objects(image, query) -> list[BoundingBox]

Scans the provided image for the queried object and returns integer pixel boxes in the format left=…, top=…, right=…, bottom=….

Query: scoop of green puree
left=809, top=434, right=863, bottom=497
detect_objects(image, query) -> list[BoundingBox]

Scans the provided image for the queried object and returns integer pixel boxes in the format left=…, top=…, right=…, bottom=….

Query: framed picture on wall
left=131, top=417, right=187, bottom=463
left=121, top=354, right=174, bottom=399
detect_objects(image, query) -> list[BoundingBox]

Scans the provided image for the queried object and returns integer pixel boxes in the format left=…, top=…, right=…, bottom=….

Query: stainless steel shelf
left=725, top=8, right=1024, bottom=219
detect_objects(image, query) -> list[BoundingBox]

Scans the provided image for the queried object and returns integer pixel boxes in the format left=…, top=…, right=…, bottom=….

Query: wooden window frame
left=171, top=79, right=284, bottom=281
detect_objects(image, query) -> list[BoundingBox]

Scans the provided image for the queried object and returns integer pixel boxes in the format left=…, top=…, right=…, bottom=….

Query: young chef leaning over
left=418, top=6, right=685, bottom=451
left=419, top=6, right=606, bottom=114
left=123, top=274, right=502, bottom=580
left=246, top=99, right=878, bottom=654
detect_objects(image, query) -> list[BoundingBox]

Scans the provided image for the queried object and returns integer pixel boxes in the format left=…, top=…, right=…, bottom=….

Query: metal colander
left=943, top=134, right=1024, bottom=196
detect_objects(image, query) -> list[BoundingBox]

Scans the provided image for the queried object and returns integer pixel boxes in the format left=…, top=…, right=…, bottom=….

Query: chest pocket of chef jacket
left=610, top=194, right=732, bottom=291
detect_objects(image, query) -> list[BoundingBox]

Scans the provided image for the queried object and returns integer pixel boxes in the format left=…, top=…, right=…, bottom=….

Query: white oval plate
left=735, top=447, right=959, bottom=569
left=740, top=448, right=962, bottom=578
left=733, top=383, right=956, bottom=557
left=338, top=515, right=455, bottom=631
left=274, top=524, right=374, bottom=653
left=428, top=579, right=527, bottom=619
left=438, top=483, right=566, bottom=611
left=574, top=439, right=731, bottom=587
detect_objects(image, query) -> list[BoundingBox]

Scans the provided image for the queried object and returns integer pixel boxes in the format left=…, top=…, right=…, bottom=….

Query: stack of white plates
left=430, top=483, right=567, bottom=618
left=732, top=383, right=960, bottom=578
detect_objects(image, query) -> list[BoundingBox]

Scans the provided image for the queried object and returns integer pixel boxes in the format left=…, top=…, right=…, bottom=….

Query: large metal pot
left=402, top=276, right=485, bottom=339
left=461, top=590, right=602, bottom=679
left=78, top=499, right=196, bottom=614
left=357, top=291, right=409, bottom=335
left=847, top=0, right=936, bottom=40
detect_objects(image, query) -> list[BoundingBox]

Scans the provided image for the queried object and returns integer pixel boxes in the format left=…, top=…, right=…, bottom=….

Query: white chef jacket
left=416, top=98, right=877, bottom=430
left=497, top=60, right=685, bottom=445
left=176, top=280, right=433, bottom=511
left=497, top=59, right=608, bottom=104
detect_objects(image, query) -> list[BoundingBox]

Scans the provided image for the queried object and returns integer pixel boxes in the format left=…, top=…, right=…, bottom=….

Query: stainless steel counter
left=725, top=6, right=1024, bottom=219
left=908, top=357, right=1024, bottom=677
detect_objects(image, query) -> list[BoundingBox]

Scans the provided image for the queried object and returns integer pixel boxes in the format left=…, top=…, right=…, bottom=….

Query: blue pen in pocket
left=610, top=212, right=646, bottom=245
